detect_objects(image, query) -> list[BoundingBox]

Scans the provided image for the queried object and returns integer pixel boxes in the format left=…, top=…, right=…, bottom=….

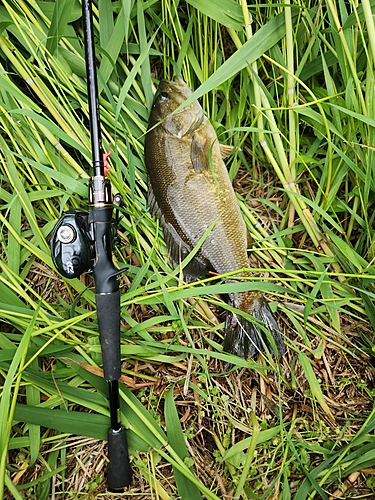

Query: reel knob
left=56, top=224, right=76, bottom=244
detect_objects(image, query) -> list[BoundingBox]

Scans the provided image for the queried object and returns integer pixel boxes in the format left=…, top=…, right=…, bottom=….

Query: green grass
left=1, top=0, right=375, bottom=498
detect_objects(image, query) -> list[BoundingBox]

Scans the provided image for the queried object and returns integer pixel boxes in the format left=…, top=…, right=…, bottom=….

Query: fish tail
left=223, top=292, right=285, bottom=363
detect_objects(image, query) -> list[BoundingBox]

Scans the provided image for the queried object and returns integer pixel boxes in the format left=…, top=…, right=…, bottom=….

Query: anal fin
left=164, top=222, right=208, bottom=283
left=148, top=180, right=208, bottom=283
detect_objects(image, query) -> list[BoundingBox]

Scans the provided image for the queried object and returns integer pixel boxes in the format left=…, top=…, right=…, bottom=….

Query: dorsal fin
left=220, top=144, right=234, bottom=158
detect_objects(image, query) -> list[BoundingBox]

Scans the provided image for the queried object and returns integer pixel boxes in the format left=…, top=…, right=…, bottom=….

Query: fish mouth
left=160, top=76, right=189, bottom=88
left=172, top=75, right=185, bottom=85
left=156, top=77, right=203, bottom=131
left=158, top=77, right=195, bottom=108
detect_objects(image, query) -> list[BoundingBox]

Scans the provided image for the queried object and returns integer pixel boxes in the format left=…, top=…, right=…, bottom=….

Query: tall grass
left=0, top=0, right=375, bottom=498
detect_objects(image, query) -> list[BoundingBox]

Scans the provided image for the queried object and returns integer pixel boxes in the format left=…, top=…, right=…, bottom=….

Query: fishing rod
left=50, top=0, right=131, bottom=491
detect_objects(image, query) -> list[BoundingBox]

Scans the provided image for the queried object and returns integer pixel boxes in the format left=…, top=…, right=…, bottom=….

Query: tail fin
left=223, top=293, right=285, bottom=362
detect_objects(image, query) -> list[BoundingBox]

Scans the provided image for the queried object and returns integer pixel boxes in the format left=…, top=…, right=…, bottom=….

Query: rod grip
left=96, top=290, right=121, bottom=381
left=108, top=426, right=132, bottom=490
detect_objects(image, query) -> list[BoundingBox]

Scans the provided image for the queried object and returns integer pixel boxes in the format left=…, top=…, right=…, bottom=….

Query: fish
left=144, top=76, right=285, bottom=362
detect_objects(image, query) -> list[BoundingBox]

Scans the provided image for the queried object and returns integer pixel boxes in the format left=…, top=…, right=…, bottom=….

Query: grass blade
left=165, top=386, right=202, bottom=500
left=298, top=351, right=334, bottom=420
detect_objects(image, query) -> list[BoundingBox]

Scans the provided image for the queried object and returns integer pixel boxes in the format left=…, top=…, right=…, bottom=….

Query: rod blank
left=82, top=0, right=132, bottom=489
left=82, top=0, right=103, bottom=177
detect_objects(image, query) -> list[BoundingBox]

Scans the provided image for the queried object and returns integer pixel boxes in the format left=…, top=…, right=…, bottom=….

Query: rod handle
left=96, top=290, right=121, bottom=381
left=108, top=426, right=132, bottom=490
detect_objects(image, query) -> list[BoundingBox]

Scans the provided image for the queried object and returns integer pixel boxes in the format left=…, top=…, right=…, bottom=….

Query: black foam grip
left=107, top=426, right=132, bottom=490
left=96, top=291, right=121, bottom=381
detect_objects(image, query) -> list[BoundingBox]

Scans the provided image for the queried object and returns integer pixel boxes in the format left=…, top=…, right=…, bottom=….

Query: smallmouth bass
left=145, top=77, right=285, bottom=361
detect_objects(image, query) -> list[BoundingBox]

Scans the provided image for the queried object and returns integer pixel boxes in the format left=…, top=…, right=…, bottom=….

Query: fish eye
left=160, top=91, right=169, bottom=101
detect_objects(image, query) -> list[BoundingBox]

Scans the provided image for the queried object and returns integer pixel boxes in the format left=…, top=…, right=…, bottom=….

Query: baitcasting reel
left=51, top=193, right=123, bottom=280
left=51, top=209, right=93, bottom=279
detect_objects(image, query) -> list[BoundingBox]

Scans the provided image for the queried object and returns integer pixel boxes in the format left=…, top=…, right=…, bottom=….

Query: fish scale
left=145, top=77, right=286, bottom=362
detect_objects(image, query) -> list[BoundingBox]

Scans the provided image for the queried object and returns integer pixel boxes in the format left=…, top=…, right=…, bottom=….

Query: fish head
left=149, top=77, right=204, bottom=138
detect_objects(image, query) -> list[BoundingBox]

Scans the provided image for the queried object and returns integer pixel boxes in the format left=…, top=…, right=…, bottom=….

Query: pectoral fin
left=191, top=135, right=210, bottom=173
